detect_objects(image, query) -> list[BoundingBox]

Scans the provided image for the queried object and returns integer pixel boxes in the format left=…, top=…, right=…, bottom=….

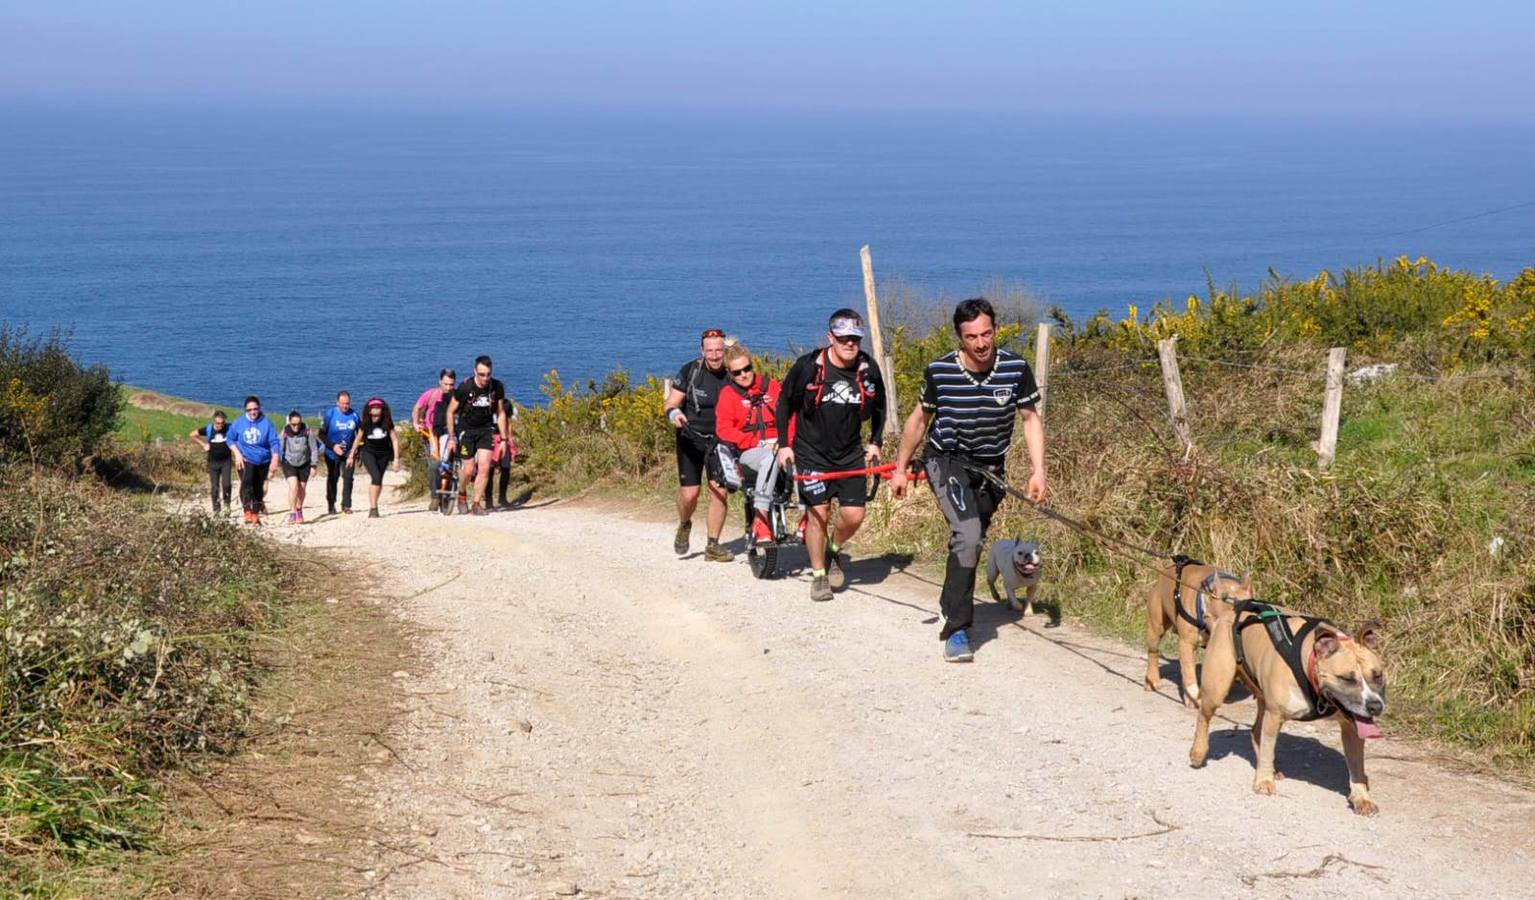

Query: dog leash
left=949, top=459, right=1197, bottom=587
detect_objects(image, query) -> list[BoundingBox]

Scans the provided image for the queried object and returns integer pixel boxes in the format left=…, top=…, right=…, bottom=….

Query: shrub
left=0, top=326, right=122, bottom=468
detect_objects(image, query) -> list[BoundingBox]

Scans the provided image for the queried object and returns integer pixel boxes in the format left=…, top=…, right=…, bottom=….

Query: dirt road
left=254, top=472, right=1535, bottom=898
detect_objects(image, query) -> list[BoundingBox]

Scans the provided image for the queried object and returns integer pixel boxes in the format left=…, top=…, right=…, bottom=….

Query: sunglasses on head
left=729, top=363, right=753, bottom=376
left=700, top=328, right=725, bottom=340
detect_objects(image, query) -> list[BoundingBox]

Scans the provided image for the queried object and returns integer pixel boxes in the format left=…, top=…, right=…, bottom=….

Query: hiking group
left=666, top=300, right=1047, bottom=662
left=190, top=357, right=517, bottom=524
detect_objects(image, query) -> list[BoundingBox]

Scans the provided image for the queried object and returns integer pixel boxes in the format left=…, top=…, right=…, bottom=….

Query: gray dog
left=985, top=539, right=1042, bottom=615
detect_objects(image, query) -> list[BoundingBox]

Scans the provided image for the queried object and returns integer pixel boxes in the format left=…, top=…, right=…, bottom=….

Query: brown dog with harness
left=1189, top=600, right=1387, bottom=815
left=1143, top=554, right=1255, bottom=708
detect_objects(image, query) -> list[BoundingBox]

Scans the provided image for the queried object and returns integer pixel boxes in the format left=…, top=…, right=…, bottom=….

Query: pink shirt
left=416, top=388, right=446, bottom=432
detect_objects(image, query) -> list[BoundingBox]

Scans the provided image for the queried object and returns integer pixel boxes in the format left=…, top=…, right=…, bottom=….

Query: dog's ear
left=1315, top=633, right=1342, bottom=658
left=1356, top=622, right=1383, bottom=651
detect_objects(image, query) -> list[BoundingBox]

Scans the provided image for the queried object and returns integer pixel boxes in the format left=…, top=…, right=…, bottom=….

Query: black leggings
left=325, top=455, right=355, bottom=509
left=208, top=459, right=232, bottom=512
left=239, top=463, right=270, bottom=513
left=359, top=446, right=393, bottom=485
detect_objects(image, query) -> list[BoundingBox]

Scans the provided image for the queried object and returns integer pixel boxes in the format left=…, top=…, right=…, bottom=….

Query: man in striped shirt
left=890, top=298, right=1048, bottom=662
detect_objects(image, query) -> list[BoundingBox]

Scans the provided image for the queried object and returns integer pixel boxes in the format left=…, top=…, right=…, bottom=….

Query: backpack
left=282, top=427, right=313, bottom=467
left=804, top=349, right=877, bottom=418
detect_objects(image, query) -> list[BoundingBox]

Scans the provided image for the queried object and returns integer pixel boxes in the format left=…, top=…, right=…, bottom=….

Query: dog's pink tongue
left=1355, top=718, right=1383, bottom=740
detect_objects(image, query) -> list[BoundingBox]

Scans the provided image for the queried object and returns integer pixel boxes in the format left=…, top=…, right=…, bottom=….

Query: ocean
left=2, top=105, right=1532, bottom=414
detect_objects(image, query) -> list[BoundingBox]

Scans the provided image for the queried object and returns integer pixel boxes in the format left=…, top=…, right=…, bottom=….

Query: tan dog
left=1142, top=558, right=1254, bottom=708
left=1189, top=603, right=1387, bottom=815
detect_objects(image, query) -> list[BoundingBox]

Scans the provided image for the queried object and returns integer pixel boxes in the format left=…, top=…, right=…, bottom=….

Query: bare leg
left=833, top=504, right=865, bottom=548
left=677, top=484, right=700, bottom=524
left=804, top=503, right=831, bottom=570
left=470, top=450, right=492, bottom=505
left=705, top=481, right=729, bottom=541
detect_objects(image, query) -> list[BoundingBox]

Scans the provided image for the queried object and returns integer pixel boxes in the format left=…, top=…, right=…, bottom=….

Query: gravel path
left=258, top=472, right=1535, bottom=898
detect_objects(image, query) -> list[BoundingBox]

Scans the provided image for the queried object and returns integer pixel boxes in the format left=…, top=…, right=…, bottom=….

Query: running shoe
left=295, top=511, right=305, bottom=524
left=342, top=507, right=352, bottom=515
left=704, top=541, right=734, bottom=562
left=457, top=495, right=469, bottom=515
left=471, top=503, right=488, bottom=517
left=810, top=575, right=833, bottom=602
left=368, top=508, right=380, bottom=519
left=673, top=521, right=692, bottom=555
left=328, top=503, right=337, bottom=515
left=243, top=511, right=255, bottom=525
left=944, top=630, right=974, bottom=663
left=286, top=512, right=299, bottom=524
left=827, top=551, right=849, bottom=590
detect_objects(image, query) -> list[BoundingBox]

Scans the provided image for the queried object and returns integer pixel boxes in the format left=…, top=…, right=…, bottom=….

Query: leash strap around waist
left=791, top=461, right=927, bottom=483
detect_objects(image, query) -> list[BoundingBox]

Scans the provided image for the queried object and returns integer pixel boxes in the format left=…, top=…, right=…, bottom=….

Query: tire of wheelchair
left=748, top=544, right=777, bottom=579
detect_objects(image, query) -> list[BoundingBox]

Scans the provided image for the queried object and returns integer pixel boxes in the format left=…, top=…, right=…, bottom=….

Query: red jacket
left=715, top=376, right=781, bottom=451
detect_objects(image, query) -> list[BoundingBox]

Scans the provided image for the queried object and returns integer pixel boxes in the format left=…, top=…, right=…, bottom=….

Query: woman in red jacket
left=714, top=344, right=783, bottom=539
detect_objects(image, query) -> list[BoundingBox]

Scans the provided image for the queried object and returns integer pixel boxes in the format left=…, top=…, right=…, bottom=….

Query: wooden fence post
left=859, top=244, right=899, bottom=439
left=1034, top=323, right=1050, bottom=416
left=1157, top=338, right=1193, bottom=451
left=1317, top=347, right=1347, bottom=469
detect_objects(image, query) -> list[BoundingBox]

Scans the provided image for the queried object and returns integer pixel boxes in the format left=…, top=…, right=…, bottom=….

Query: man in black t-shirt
left=446, top=354, right=508, bottom=516
left=664, top=328, right=733, bottom=560
left=776, top=309, right=887, bottom=602
left=891, top=298, right=1048, bottom=663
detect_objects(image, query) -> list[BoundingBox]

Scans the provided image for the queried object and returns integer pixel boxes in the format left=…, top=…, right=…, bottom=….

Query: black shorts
left=675, top=431, right=708, bottom=487
left=458, top=427, right=496, bottom=458
left=280, top=462, right=312, bottom=481
left=795, top=464, right=869, bottom=508
left=359, top=446, right=393, bottom=485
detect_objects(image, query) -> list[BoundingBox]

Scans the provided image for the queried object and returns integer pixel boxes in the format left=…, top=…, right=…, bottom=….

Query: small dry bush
left=1, top=468, right=299, bottom=879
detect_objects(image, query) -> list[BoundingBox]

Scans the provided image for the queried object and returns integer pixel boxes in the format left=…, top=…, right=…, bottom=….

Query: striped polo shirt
left=920, top=349, right=1040, bottom=461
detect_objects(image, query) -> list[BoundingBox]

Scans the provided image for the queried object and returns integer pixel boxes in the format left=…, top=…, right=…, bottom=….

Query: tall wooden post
left=1157, top=338, right=1193, bottom=451
left=1034, top=323, right=1051, bottom=416
left=860, top=245, right=887, bottom=365
left=1317, top=347, right=1347, bottom=469
left=859, top=245, right=898, bottom=438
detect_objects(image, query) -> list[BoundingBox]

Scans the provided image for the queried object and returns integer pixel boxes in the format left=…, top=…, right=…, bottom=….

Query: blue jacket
left=320, top=406, right=362, bottom=460
left=230, top=412, right=282, bottom=466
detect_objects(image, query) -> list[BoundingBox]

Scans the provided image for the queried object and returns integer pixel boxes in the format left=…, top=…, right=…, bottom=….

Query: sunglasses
left=700, top=328, right=725, bottom=340
left=729, top=364, right=753, bottom=376
left=245, top=406, right=260, bottom=412
left=832, top=334, right=862, bottom=345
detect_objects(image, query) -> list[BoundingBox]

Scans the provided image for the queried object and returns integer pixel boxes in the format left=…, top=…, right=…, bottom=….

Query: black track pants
left=325, top=455, right=354, bottom=510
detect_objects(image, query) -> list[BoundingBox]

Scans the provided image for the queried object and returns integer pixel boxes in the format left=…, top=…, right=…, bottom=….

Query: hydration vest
left=804, top=349, right=877, bottom=419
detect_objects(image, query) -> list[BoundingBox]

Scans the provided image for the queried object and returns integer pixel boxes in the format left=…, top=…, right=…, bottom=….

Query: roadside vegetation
left=0, top=327, right=339, bottom=894
left=505, top=258, right=1535, bottom=768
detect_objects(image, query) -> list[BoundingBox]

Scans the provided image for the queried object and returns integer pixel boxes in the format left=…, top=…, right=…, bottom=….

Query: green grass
left=115, top=405, right=205, bottom=442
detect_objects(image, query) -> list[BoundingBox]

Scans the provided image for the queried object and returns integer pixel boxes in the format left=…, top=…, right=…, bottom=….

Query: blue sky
left=4, top=1, right=1532, bottom=119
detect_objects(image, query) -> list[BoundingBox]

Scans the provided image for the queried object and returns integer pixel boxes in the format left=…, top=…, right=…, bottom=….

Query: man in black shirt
left=446, top=354, right=509, bottom=516
left=665, top=328, right=733, bottom=560
left=776, top=309, right=887, bottom=602
left=891, top=298, right=1047, bottom=662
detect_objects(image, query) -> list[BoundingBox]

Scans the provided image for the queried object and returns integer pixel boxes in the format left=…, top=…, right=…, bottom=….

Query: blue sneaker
left=944, top=630, right=974, bottom=663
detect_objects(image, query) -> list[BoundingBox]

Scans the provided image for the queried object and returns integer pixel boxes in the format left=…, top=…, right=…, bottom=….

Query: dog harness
left=1231, top=600, right=1342, bottom=722
left=1169, top=555, right=1246, bottom=634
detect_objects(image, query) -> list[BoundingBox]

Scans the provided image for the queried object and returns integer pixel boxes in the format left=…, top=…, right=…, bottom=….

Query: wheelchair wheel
left=748, top=544, right=777, bottom=579
left=438, top=491, right=453, bottom=515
